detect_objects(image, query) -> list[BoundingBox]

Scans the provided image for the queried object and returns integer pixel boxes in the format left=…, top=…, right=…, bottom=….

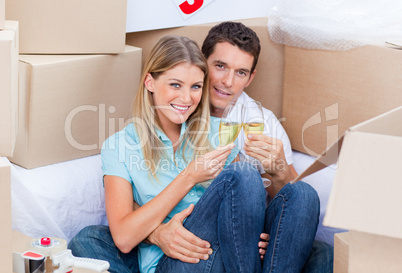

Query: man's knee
left=299, top=182, right=319, bottom=205
left=276, top=181, right=320, bottom=223
left=286, top=181, right=319, bottom=207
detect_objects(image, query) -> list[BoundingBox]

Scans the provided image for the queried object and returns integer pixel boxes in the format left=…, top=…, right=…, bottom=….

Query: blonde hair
left=132, top=35, right=212, bottom=177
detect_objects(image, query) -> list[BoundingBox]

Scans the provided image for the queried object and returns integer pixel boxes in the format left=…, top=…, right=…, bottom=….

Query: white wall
left=126, top=0, right=278, bottom=33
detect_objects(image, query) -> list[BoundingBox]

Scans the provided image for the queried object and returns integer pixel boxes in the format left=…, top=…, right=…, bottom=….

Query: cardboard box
left=5, top=0, right=127, bottom=54
left=350, top=231, right=402, bottom=272
left=334, top=232, right=350, bottom=273
left=0, top=21, right=19, bottom=157
left=296, top=106, right=402, bottom=271
left=127, top=17, right=285, bottom=118
left=0, top=0, right=4, bottom=29
left=9, top=45, right=142, bottom=169
left=282, top=45, right=402, bottom=156
left=334, top=231, right=402, bottom=273
left=0, top=158, right=12, bottom=272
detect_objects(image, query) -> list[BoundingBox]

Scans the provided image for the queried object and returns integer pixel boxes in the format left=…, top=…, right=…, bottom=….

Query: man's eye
left=238, top=71, right=247, bottom=77
left=216, top=64, right=224, bottom=69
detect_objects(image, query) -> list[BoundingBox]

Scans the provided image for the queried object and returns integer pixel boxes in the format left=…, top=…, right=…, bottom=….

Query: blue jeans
left=302, top=240, right=334, bottom=273
left=263, top=181, right=322, bottom=273
left=69, top=163, right=333, bottom=272
left=68, top=228, right=332, bottom=273
left=156, top=162, right=266, bottom=272
left=68, top=225, right=139, bottom=273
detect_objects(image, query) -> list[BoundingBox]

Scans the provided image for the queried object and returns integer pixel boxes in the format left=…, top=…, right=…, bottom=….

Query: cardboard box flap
left=292, top=135, right=343, bottom=183
left=324, top=107, right=402, bottom=239
left=19, top=54, right=98, bottom=66
left=351, top=106, right=402, bottom=137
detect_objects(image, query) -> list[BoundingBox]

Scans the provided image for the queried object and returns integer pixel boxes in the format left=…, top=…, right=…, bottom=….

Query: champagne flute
left=242, top=101, right=269, bottom=187
left=219, top=101, right=244, bottom=146
left=201, top=102, right=243, bottom=189
left=243, top=101, right=264, bottom=140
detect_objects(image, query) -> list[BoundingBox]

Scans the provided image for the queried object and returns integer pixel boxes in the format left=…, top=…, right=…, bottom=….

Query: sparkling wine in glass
left=243, top=101, right=264, bottom=139
left=219, top=101, right=244, bottom=146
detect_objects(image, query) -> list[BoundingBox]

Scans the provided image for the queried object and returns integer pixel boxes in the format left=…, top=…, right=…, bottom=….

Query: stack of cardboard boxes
left=4, top=0, right=142, bottom=169
left=1, top=0, right=142, bottom=271
left=1, top=1, right=18, bottom=271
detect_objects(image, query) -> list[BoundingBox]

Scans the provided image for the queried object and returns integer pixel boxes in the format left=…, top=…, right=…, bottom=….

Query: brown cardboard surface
left=0, top=21, right=19, bottom=157
left=282, top=45, right=402, bottom=156
left=348, top=231, right=402, bottom=273
left=0, top=0, right=4, bottom=29
left=5, top=0, right=127, bottom=54
left=0, top=158, right=12, bottom=272
left=334, top=231, right=402, bottom=273
left=334, top=232, right=350, bottom=273
left=127, top=17, right=285, bottom=119
left=296, top=106, right=402, bottom=239
left=9, top=46, right=142, bottom=169
left=12, top=230, right=31, bottom=254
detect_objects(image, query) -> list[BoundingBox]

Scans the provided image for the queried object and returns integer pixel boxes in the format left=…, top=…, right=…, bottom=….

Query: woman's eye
left=170, top=83, right=180, bottom=88
left=192, top=84, right=203, bottom=90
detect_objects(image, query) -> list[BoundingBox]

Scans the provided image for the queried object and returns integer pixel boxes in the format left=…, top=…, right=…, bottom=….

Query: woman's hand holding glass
left=183, top=143, right=235, bottom=186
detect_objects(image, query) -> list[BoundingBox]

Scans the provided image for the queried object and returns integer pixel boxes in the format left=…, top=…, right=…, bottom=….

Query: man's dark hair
left=202, top=21, right=261, bottom=74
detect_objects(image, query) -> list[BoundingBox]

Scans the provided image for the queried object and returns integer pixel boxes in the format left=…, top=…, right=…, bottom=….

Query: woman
left=69, top=35, right=266, bottom=273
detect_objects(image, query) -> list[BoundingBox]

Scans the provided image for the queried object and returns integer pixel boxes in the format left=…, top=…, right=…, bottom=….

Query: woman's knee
left=224, top=162, right=265, bottom=197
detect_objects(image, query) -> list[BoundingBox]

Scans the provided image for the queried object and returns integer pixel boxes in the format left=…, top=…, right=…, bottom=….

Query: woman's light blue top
left=101, top=116, right=239, bottom=273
